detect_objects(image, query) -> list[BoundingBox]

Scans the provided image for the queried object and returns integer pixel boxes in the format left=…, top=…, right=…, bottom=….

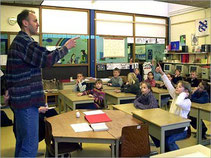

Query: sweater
left=186, top=78, right=199, bottom=87
left=152, top=66, right=162, bottom=81
left=129, top=65, right=142, bottom=82
left=108, top=76, right=123, bottom=87
left=82, top=88, right=105, bottom=109
left=191, top=90, right=209, bottom=104
left=145, top=79, right=156, bottom=87
left=162, top=74, right=191, bottom=119
left=172, top=76, right=183, bottom=85
left=74, top=80, right=87, bottom=92
left=134, top=91, right=158, bottom=109
left=6, top=31, right=68, bottom=109
left=121, top=79, right=140, bottom=95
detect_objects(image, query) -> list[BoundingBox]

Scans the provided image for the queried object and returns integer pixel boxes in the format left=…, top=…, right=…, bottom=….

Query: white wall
left=42, top=0, right=169, bottom=17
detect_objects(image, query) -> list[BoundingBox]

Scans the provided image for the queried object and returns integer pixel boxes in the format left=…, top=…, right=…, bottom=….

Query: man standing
left=5, top=9, right=79, bottom=157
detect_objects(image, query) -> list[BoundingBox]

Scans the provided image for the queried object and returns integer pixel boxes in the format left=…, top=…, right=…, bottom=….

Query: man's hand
left=64, top=37, right=80, bottom=50
left=39, top=107, right=48, bottom=113
left=3, top=90, right=9, bottom=106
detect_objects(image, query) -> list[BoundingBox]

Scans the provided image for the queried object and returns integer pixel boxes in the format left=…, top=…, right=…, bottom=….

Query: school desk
left=58, top=90, right=94, bottom=112
left=151, top=87, right=170, bottom=109
left=132, top=108, right=191, bottom=153
left=103, top=85, right=120, bottom=91
left=44, top=91, right=59, bottom=105
left=46, top=110, right=142, bottom=157
left=190, top=102, right=211, bottom=145
left=151, top=144, right=210, bottom=157
left=105, top=91, right=136, bottom=105
left=112, top=103, right=138, bottom=115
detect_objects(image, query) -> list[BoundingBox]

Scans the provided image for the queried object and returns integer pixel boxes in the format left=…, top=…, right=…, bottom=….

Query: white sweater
left=162, top=74, right=191, bottom=119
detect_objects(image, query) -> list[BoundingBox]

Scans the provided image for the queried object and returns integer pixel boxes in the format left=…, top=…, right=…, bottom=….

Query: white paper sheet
left=70, top=123, right=93, bottom=132
left=83, top=110, right=104, bottom=116
left=90, top=123, right=109, bottom=132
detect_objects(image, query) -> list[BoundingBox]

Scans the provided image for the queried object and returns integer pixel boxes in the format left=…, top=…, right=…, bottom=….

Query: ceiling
left=155, top=0, right=210, bottom=8
left=1, top=0, right=43, bottom=5
left=1, top=0, right=210, bottom=8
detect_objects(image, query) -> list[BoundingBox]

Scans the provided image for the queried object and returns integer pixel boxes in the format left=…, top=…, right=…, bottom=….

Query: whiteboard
left=103, top=38, right=125, bottom=58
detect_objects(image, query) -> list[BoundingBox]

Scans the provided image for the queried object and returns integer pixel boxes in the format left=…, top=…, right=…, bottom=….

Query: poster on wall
left=180, top=35, right=186, bottom=46
left=195, top=18, right=210, bottom=37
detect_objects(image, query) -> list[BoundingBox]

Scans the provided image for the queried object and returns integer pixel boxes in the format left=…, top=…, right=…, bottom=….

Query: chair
left=119, top=123, right=157, bottom=157
left=45, top=120, right=82, bottom=157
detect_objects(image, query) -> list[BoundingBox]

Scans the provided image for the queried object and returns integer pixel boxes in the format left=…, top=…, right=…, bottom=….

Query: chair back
left=120, top=123, right=150, bottom=157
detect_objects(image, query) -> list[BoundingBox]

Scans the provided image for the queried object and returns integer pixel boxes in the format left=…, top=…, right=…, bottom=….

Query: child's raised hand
left=108, top=83, right=112, bottom=86
left=77, top=93, right=83, bottom=96
left=157, top=63, right=164, bottom=75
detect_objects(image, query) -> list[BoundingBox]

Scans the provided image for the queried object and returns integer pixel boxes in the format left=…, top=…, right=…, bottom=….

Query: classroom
left=0, top=0, right=210, bottom=157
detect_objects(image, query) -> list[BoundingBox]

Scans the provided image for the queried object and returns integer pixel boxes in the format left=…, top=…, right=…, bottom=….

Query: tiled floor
left=1, top=107, right=210, bottom=157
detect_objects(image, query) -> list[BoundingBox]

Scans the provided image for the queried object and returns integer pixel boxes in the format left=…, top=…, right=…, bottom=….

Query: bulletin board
left=42, top=34, right=88, bottom=64
left=103, top=38, right=125, bottom=57
left=96, top=37, right=128, bottom=64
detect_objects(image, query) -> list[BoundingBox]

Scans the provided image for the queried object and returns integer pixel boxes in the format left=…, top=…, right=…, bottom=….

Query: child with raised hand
left=151, top=63, right=192, bottom=152
left=130, top=59, right=142, bottom=82
left=74, top=73, right=87, bottom=92
left=190, top=81, right=209, bottom=139
left=77, top=79, right=105, bottom=109
left=145, top=71, right=156, bottom=87
left=115, top=72, right=140, bottom=95
left=151, top=59, right=162, bottom=81
left=108, top=68, right=123, bottom=87
left=134, top=81, right=158, bottom=109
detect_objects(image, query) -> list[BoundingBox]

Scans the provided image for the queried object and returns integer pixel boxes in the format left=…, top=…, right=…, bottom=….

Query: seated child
left=108, top=68, right=123, bottom=87
left=152, top=60, right=162, bottom=81
left=78, top=79, right=105, bottom=109
left=151, top=64, right=191, bottom=152
left=186, top=71, right=199, bottom=87
left=145, top=72, right=156, bottom=87
left=172, top=69, right=183, bottom=85
left=190, top=81, right=209, bottom=139
left=130, top=59, right=142, bottom=82
left=74, top=73, right=87, bottom=92
left=116, top=72, right=140, bottom=95
left=134, top=81, right=158, bottom=109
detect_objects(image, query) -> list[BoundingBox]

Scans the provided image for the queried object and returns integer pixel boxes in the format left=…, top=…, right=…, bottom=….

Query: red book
left=85, top=113, right=112, bottom=124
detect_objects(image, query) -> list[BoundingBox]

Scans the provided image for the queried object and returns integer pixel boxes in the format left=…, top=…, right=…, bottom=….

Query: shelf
left=162, top=62, right=210, bottom=65
left=165, top=52, right=210, bottom=55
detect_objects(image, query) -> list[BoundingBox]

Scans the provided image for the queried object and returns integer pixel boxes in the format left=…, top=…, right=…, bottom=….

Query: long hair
left=127, top=73, right=137, bottom=85
left=178, top=81, right=192, bottom=98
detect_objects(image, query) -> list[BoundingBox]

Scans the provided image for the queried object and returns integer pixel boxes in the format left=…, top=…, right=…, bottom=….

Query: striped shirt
left=6, top=31, right=68, bottom=109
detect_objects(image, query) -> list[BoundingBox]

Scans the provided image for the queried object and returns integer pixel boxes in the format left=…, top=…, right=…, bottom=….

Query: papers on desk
left=70, top=123, right=92, bottom=132
left=90, top=123, right=109, bottom=131
left=70, top=122, right=108, bottom=132
left=83, top=110, right=104, bottom=115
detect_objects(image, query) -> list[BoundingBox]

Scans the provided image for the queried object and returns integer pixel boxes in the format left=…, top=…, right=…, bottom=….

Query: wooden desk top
left=112, top=103, right=138, bottom=115
left=105, top=91, right=136, bottom=98
left=132, top=108, right=190, bottom=127
left=103, top=85, right=120, bottom=91
left=63, top=92, right=94, bottom=102
left=192, top=102, right=211, bottom=112
left=59, top=89, right=74, bottom=95
left=46, top=110, right=141, bottom=140
left=46, top=111, right=114, bottom=139
left=152, top=87, right=169, bottom=94
left=151, top=144, right=211, bottom=157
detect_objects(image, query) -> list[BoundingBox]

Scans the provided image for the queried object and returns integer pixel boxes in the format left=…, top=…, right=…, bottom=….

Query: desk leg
left=198, top=112, right=202, bottom=144
left=111, top=142, right=115, bottom=157
left=117, top=99, right=120, bottom=105
left=115, top=140, right=119, bottom=157
left=55, top=141, right=58, bottom=158
left=160, top=129, right=165, bottom=153
left=159, top=95, right=161, bottom=108
left=58, top=96, right=62, bottom=114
